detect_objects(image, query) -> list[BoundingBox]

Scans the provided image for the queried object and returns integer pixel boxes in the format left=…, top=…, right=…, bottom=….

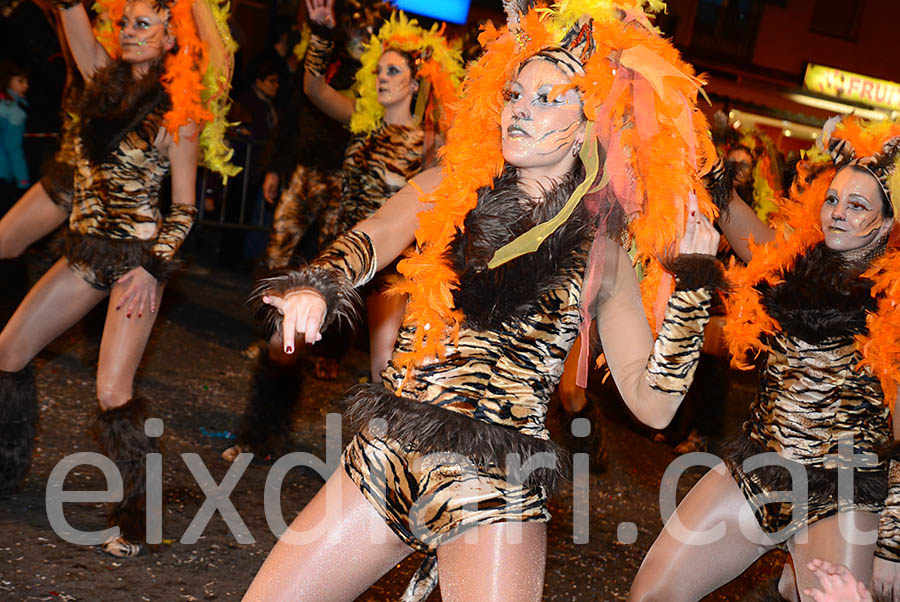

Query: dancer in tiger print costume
left=221, top=1, right=461, bottom=463
left=629, top=118, right=900, bottom=601
left=0, top=0, right=234, bottom=559
left=243, top=1, right=724, bottom=600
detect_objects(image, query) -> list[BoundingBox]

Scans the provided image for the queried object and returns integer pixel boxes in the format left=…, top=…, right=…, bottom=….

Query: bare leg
left=95, top=278, right=165, bottom=408
left=366, top=289, right=405, bottom=383
left=788, top=512, right=878, bottom=602
left=0, top=259, right=106, bottom=371
left=628, top=462, right=773, bottom=601
left=243, top=468, right=412, bottom=601
left=558, top=332, right=587, bottom=413
left=0, top=183, right=68, bottom=259
left=437, top=522, right=547, bottom=602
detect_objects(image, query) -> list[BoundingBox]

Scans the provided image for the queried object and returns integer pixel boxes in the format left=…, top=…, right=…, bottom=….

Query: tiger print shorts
left=342, top=426, right=551, bottom=552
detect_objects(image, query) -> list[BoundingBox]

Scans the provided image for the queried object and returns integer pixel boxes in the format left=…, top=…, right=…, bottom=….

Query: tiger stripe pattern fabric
left=726, top=331, right=891, bottom=537
left=264, top=165, right=342, bottom=270
left=41, top=105, right=79, bottom=213
left=65, top=103, right=171, bottom=289
left=342, top=427, right=550, bottom=553
left=340, top=243, right=589, bottom=552
left=69, top=103, right=169, bottom=241
left=646, top=288, right=714, bottom=396
left=333, top=123, right=424, bottom=235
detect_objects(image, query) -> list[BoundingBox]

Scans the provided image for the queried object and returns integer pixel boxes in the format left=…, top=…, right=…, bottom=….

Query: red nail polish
left=286, top=346, right=293, bottom=353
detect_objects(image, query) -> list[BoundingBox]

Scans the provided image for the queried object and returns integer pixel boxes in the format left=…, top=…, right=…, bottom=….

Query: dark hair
left=0, top=61, right=27, bottom=95
left=248, top=56, right=280, bottom=84
left=379, top=48, right=418, bottom=113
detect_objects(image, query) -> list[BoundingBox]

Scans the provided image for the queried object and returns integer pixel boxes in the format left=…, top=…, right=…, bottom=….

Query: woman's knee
left=95, top=380, right=133, bottom=410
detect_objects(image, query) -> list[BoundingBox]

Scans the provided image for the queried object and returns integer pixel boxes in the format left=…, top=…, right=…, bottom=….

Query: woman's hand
left=804, top=559, right=873, bottom=602
left=873, top=556, right=900, bottom=601
left=262, top=290, right=326, bottom=354
left=679, top=195, right=720, bottom=256
left=262, top=172, right=280, bottom=204
left=305, top=0, right=335, bottom=28
left=115, top=266, right=161, bottom=318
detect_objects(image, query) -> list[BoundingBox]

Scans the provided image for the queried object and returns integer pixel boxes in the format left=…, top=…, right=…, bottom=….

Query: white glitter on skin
left=500, top=59, right=585, bottom=197
left=118, top=0, right=173, bottom=71
left=821, top=167, right=893, bottom=254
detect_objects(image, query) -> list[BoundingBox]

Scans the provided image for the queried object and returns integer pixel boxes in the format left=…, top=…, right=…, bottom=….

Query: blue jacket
left=0, top=90, right=28, bottom=188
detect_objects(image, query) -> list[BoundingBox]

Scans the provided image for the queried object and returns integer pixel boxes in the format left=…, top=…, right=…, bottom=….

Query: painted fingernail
left=286, top=345, right=293, bottom=353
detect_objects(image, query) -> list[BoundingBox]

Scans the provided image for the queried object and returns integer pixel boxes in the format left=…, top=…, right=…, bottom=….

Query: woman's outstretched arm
left=56, top=1, right=110, bottom=80
left=302, top=0, right=355, bottom=124
left=260, top=166, right=442, bottom=353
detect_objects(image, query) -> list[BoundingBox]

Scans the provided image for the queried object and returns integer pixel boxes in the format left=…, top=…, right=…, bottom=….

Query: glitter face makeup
left=500, top=59, right=584, bottom=179
left=375, top=50, right=416, bottom=110
left=821, top=166, right=891, bottom=253
left=118, top=1, right=171, bottom=65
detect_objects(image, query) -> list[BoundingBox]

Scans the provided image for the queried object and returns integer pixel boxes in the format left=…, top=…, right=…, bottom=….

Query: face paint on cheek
left=854, top=212, right=883, bottom=239
left=533, top=114, right=581, bottom=157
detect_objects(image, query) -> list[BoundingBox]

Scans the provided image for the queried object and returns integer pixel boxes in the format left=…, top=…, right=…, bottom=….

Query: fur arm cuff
left=662, top=254, right=729, bottom=292
left=250, top=230, right=376, bottom=335
left=877, top=459, right=900, bottom=562
left=304, top=29, right=334, bottom=78
left=703, top=158, right=740, bottom=214
left=646, top=288, right=714, bottom=396
left=141, top=204, right=198, bottom=282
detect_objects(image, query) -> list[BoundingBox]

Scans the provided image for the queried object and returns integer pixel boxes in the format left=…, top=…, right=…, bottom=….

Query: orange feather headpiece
left=391, top=0, right=717, bottom=386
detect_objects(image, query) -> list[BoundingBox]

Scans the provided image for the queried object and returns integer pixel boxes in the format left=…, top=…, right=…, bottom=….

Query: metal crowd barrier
left=196, top=134, right=271, bottom=232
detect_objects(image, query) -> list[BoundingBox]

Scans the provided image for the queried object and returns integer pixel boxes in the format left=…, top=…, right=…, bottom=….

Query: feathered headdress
left=92, top=0, right=239, bottom=178
left=391, top=0, right=717, bottom=387
left=723, top=115, right=900, bottom=411
left=349, top=11, right=464, bottom=137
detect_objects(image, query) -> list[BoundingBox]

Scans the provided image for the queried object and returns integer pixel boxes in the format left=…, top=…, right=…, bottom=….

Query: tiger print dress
left=263, top=122, right=424, bottom=270
left=723, top=242, right=893, bottom=543
left=65, top=100, right=170, bottom=290
left=257, top=166, right=725, bottom=599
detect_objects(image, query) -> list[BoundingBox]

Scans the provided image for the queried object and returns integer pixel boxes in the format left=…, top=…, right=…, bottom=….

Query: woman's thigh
left=242, top=468, right=412, bottom=602
left=789, top=511, right=878, bottom=602
left=96, top=280, right=165, bottom=408
left=437, top=521, right=547, bottom=602
left=628, top=462, right=774, bottom=602
left=0, top=258, right=106, bottom=372
left=0, top=183, right=68, bottom=259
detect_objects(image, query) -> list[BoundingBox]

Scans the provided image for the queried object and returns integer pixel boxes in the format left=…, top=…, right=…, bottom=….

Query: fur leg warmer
left=0, top=366, right=38, bottom=496
left=233, top=355, right=302, bottom=461
left=94, top=397, right=159, bottom=543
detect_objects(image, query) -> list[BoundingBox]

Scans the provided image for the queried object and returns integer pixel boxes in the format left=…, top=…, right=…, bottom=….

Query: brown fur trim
left=703, top=158, right=741, bottom=213
left=39, top=161, right=75, bottom=213
left=0, top=366, right=38, bottom=496
left=720, top=433, right=887, bottom=513
left=64, top=231, right=153, bottom=287
left=249, top=264, right=363, bottom=337
left=662, top=254, right=730, bottom=292
left=343, top=383, right=566, bottom=492
left=93, top=397, right=161, bottom=543
left=140, top=252, right=182, bottom=283
left=78, top=60, right=169, bottom=164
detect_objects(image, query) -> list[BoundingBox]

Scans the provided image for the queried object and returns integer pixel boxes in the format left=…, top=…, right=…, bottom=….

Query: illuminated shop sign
left=804, top=63, right=900, bottom=111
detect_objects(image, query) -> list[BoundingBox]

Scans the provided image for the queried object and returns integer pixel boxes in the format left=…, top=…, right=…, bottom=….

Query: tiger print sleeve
left=877, top=459, right=900, bottom=562
left=304, top=23, right=334, bottom=79
left=251, top=230, right=376, bottom=334
left=141, top=203, right=198, bottom=281
left=597, top=249, right=727, bottom=430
